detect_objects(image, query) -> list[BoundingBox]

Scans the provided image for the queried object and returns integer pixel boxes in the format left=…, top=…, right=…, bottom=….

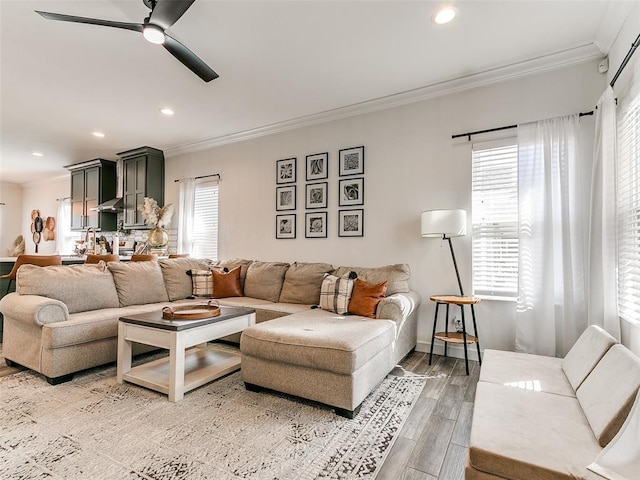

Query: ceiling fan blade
left=36, top=11, right=143, bottom=33
left=149, top=0, right=195, bottom=30
left=163, top=34, right=218, bottom=82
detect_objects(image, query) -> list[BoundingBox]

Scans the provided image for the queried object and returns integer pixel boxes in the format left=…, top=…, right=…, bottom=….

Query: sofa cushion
left=348, top=279, right=387, bottom=318
left=576, top=344, right=640, bottom=447
left=213, top=267, right=243, bottom=298
left=243, top=261, right=289, bottom=303
left=319, top=272, right=356, bottom=314
left=107, top=261, right=169, bottom=307
left=279, top=262, right=334, bottom=304
left=469, top=382, right=602, bottom=480
left=240, top=312, right=395, bottom=375
left=334, top=264, right=410, bottom=295
left=17, top=263, right=119, bottom=314
left=479, top=349, right=575, bottom=397
left=562, top=325, right=618, bottom=391
left=159, top=257, right=212, bottom=301
left=219, top=258, right=252, bottom=289
left=190, top=269, right=214, bottom=298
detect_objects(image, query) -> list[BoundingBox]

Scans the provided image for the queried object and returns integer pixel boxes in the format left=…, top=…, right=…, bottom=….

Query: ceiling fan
left=35, top=0, right=218, bottom=82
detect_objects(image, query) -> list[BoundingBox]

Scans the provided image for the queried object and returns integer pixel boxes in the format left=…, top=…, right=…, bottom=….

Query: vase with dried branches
left=138, top=197, right=174, bottom=248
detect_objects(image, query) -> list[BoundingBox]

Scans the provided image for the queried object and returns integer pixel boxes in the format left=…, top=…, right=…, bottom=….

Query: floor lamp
left=421, top=209, right=467, bottom=296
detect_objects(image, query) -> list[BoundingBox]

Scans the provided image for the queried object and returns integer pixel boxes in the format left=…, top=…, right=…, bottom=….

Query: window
left=471, top=139, right=519, bottom=299
left=191, top=179, right=219, bottom=260
left=617, top=92, right=640, bottom=323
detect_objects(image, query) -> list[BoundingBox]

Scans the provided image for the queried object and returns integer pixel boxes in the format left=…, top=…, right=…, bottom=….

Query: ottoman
left=240, top=311, right=396, bottom=417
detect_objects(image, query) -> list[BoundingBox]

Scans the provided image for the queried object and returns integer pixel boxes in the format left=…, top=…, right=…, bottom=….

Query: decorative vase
left=147, top=227, right=169, bottom=248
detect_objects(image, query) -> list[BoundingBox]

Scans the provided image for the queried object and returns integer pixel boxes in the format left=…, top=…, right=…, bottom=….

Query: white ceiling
left=0, top=0, right=627, bottom=185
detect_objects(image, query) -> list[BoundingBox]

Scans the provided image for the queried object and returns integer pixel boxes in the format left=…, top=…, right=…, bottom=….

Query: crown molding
left=594, top=1, right=636, bottom=54
left=165, top=43, right=603, bottom=159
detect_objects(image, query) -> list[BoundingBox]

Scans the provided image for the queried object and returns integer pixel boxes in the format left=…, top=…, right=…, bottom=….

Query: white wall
left=0, top=181, right=23, bottom=256
left=608, top=1, right=640, bottom=356
left=166, top=59, right=606, bottom=356
left=19, top=175, right=70, bottom=255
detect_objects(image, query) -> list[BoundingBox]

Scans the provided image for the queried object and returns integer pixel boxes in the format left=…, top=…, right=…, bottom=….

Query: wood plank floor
left=379, top=351, right=479, bottom=480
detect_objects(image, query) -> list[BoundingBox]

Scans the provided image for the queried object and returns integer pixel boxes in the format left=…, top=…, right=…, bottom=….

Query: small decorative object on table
left=138, top=197, right=174, bottom=248
left=162, top=301, right=221, bottom=320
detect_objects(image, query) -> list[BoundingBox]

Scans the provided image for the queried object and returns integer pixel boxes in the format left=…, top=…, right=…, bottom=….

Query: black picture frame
left=306, top=152, right=329, bottom=181
left=276, top=157, right=297, bottom=184
left=305, top=211, right=327, bottom=238
left=339, top=209, right=364, bottom=237
left=276, top=185, right=296, bottom=211
left=339, top=177, right=364, bottom=206
left=276, top=214, right=296, bottom=239
left=339, top=146, right=364, bottom=176
left=305, top=182, right=328, bottom=209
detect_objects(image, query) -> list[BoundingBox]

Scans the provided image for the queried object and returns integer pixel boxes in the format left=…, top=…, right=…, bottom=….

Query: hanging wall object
left=276, top=214, right=296, bottom=239
left=339, top=146, right=364, bottom=176
left=276, top=185, right=296, bottom=211
left=43, top=216, right=56, bottom=241
left=306, top=152, right=328, bottom=181
left=339, top=209, right=364, bottom=237
left=306, top=182, right=328, bottom=209
left=305, top=211, right=327, bottom=238
left=276, top=158, right=297, bottom=184
left=30, top=209, right=43, bottom=252
left=339, top=178, right=364, bottom=206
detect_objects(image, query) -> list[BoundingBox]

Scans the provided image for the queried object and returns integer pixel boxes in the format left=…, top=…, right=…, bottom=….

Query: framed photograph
left=276, top=185, right=296, bottom=211
left=276, top=214, right=296, bottom=239
left=276, top=157, right=297, bottom=184
left=305, top=211, right=327, bottom=238
left=305, top=182, right=328, bottom=209
left=306, top=152, right=328, bottom=181
left=339, top=146, right=364, bottom=176
left=339, top=209, right=364, bottom=237
left=339, top=177, right=364, bottom=206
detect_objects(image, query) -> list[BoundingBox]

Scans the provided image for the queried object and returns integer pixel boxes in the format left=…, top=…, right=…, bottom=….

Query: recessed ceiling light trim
left=92, top=131, right=105, bottom=138
left=433, top=6, right=457, bottom=25
left=160, top=108, right=174, bottom=116
left=32, top=152, right=44, bottom=157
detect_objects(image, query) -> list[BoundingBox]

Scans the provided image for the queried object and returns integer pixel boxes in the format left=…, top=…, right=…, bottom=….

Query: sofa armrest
left=0, top=293, right=69, bottom=326
left=376, top=291, right=421, bottom=324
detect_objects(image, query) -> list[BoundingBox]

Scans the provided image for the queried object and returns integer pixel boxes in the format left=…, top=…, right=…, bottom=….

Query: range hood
left=91, top=197, right=123, bottom=212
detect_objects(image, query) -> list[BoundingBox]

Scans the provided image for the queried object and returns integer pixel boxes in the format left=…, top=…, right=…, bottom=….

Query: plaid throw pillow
left=190, top=269, right=213, bottom=297
left=319, top=272, right=357, bottom=314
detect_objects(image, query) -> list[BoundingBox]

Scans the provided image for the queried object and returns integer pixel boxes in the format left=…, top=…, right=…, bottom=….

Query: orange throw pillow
left=348, top=278, right=387, bottom=318
left=212, top=267, right=243, bottom=298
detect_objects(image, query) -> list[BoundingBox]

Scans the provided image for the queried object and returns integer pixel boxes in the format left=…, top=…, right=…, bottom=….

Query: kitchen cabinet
left=119, top=146, right=165, bottom=229
left=65, top=159, right=117, bottom=231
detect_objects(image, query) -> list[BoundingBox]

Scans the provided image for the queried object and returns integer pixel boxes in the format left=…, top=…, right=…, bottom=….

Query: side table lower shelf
left=434, top=332, right=478, bottom=344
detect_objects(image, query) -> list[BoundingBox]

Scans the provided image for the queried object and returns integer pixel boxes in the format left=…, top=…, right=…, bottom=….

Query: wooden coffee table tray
left=162, top=301, right=220, bottom=320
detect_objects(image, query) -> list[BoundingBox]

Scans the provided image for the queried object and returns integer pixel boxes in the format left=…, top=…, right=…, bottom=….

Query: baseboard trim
left=416, top=341, right=481, bottom=363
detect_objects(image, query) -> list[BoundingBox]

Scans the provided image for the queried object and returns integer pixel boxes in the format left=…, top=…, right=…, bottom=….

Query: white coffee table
left=117, top=306, right=255, bottom=402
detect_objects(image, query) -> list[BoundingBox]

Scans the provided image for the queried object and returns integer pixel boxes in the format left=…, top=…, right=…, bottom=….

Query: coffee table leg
left=169, top=332, right=186, bottom=402
left=117, top=322, right=132, bottom=384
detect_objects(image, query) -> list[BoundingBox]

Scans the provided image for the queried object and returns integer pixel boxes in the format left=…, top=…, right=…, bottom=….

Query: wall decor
left=339, top=209, right=364, bottom=237
left=306, top=182, right=328, bottom=209
left=276, top=214, right=296, bottom=239
left=339, top=146, right=364, bottom=176
left=276, top=185, right=296, bottom=211
left=276, top=157, right=297, bottom=184
left=339, top=177, right=364, bottom=206
left=43, top=216, right=56, bottom=241
left=306, top=152, right=328, bottom=181
left=305, top=211, right=327, bottom=238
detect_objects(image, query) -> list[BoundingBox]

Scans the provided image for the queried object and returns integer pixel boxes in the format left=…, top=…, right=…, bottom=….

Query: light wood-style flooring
left=379, top=351, right=479, bottom=480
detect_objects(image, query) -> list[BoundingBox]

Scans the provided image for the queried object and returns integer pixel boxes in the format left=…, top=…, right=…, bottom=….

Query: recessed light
left=160, top=108, right=174, bottom=116
left=433, top=6, right=457, bottom=24
left=92, top=131, right=105, bottom=138
left=32, top=152, right=44, bottom=157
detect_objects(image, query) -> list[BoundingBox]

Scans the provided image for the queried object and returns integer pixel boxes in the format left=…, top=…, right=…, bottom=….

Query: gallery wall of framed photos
left=275, top=146, right=365, bottom=239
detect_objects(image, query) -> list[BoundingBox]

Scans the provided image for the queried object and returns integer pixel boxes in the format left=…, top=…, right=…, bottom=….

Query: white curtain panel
left=588, top=86, right=621, bottom=340
left=54, top=197, right=73, bottom=255
left=516, top=114, right=589, bottom=356
left=177, top=178, right=196, bottom=255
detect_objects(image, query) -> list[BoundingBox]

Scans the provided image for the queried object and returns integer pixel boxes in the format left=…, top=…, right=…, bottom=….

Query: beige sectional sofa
left=0, top=257, right=419, bottom=417
left=467, top=325, right=640, bottom=480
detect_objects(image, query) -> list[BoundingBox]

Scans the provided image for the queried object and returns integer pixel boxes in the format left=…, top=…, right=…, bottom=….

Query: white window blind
left=472, top=138, right=519, bottom=299
left=191, top=179, right=219, bottom=260
left=617, top=92, right=640, bottom=323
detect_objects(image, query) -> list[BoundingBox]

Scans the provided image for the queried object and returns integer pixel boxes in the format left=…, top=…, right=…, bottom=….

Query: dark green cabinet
left=65, top=159, right=117, bottom=231
left=119, top=147, right=165, bottom=229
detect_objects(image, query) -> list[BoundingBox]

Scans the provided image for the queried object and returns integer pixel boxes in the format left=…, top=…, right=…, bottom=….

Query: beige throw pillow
left=333, top=264, right=410, bottom=295
left=243, top=261, right=289, bottom=303
left=159, top=257, right=213, bottom=301
left=108, top=261, right=169, bottom=307
left=279, top=262, right=334, bottom=304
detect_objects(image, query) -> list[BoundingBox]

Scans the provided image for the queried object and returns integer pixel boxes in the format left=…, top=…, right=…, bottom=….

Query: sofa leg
left=335, top=404, right=362, bottom=419
left=244, top=382, right=263, bottom=392
left=45, top=373, right=74, bottom=385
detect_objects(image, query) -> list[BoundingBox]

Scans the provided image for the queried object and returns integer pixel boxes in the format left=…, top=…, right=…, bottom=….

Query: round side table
left=429, top=295, right=481, bottom=375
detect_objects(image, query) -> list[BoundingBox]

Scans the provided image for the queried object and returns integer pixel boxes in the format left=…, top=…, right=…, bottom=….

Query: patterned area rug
left=1, top=357, right=425, bottom=479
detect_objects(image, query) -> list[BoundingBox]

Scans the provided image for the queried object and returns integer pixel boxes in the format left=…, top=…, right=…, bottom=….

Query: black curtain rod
left=174, top=173, right=220, bottom=183
left=452, top=111, right=594, bottom=141
left=610, top=33, right=640, bottom=88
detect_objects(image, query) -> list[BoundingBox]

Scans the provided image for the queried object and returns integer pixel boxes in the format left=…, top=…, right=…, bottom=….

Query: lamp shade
left=421, top=209, right=467, bottom=238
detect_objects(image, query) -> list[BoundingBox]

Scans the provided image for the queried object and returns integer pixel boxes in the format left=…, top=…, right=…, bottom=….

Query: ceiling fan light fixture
left=433, top=6, right=457, bottom=24
left=143, top=24, right=165, bottom=44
